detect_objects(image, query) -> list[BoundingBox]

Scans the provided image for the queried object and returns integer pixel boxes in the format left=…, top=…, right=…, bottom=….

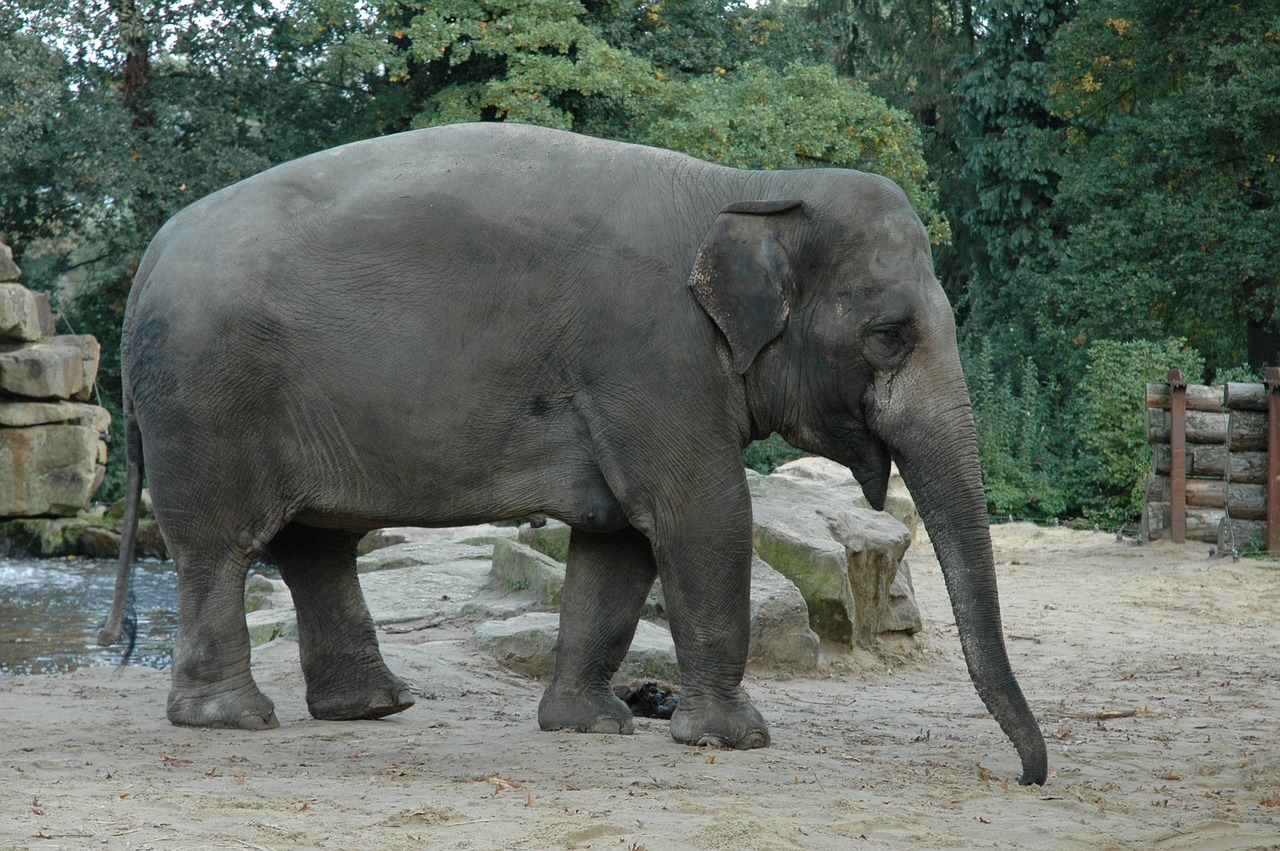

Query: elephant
left=98, top=121, right=1047, bottom=786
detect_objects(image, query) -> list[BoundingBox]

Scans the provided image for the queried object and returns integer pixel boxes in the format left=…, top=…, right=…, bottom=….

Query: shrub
left=962, top=339, right=1070, bottom=520
left=1070, top=338, right=1205, bottom=525
left=743, top=433, right=804, bottom=474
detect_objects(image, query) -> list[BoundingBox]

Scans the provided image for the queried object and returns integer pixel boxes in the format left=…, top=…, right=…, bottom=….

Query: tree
left=953, top=0, right=1077, bottom=369
left=1, top=0, right=364, bottom=497
left=1042, top=0, right=1280, bottom=374
left=347, top=0, right=657, bottom=135
left=629, top=61, right=949, bottom=243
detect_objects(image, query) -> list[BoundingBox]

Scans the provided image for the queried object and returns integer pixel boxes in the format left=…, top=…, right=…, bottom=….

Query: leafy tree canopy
left=1042, top=0, right=1280, bottom=374
left=630, top=61, right=948, bottom=242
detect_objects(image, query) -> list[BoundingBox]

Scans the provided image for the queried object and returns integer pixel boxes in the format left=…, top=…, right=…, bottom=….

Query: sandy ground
left=2, top=523, right=1279, bottom=850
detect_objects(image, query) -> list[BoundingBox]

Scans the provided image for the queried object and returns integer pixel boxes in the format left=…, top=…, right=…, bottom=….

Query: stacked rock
left=0, top=242, right=110, bottom=516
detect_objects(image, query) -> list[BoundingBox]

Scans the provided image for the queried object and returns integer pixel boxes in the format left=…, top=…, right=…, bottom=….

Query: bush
left=743, top=433, right=804, bottom=474
left=1070, top=338, right=1205, bottom=525
left=962, top=339, right=1070, bottom=520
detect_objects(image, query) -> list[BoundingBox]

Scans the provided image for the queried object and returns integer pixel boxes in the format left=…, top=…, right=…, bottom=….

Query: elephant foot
left=167, top=680, right=279, bottom=730
left=307, top=674, right=416, bottom=721
left=669, top=689, right=770, bottom=750
left=538, top=685, right=636, bottom=735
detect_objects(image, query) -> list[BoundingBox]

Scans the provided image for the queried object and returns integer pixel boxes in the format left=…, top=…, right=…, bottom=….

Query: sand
left=2, top=523, right=1278, bottom=850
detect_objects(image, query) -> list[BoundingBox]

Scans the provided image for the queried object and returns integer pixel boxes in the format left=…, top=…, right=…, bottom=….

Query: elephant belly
left=287, top=420, right=633, bottom=536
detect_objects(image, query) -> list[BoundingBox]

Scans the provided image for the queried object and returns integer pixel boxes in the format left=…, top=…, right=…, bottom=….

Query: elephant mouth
left=847, top=435, right=891, bottom=510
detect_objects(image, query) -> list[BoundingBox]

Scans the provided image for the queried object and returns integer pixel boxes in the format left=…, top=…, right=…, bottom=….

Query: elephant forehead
left=862, top=210, right=932, bottom=280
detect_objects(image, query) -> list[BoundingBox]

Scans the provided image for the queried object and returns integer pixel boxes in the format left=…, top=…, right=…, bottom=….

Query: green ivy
left=743, top=433, right=804, bottom=475
left=1070, top=338, right=1204, bottom=525
left=962, top=337, right=1069, bottom=520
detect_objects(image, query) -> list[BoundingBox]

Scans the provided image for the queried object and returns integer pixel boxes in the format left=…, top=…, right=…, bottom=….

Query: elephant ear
left=688, top=199, right=804, bottom=374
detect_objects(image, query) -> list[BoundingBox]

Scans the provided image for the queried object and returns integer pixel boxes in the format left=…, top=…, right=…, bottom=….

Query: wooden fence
left=1141, top=367, right=1280, bottom=552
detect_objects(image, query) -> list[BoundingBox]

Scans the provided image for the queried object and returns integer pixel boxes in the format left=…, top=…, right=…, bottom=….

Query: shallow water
left=0, top=558, right=179, bottom=675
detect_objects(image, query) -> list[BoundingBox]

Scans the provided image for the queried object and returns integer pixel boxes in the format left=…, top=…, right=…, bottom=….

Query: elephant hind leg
left=538, top=526, right=657, bottom=735
left=166, top=529, right=279, bottom=730
left=266, top=523, right=415, bottom=721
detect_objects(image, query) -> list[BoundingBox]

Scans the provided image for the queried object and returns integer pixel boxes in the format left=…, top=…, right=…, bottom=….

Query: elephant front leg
left=660, top=534, right=768, bottom=747
left=267, top=524, right=415, bottom=721
left=655, top=488, right=769, bottom=750
left=539, top=527, right=657, bottom=735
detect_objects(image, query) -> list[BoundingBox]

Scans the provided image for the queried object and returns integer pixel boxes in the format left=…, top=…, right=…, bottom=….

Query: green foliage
left=1042, top=0, right=1280, bottom=374
left=743, top=433, right=805, bottom=475
left=595, top=0, right=812, bottom=79
left=628, top=61, right=949, bottom=243
left=14, top=0, right=1254, bottom=526
left=953, top=0, right=1077, bottom=373
left=1212, top=364, right=1262, bottom=385
left=962, top=338, right=1069, bottom=519
left=1071, top=338, right=1204, bottom=524
left=392, top=0, right=658, bottom=130
left=2, top=0, right=363, bottom=500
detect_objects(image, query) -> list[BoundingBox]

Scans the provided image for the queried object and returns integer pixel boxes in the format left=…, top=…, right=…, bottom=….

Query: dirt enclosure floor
left=2, top=523, right=1279, bottom=850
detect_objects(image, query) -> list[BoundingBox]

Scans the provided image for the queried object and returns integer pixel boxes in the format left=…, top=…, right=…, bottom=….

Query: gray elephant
left=99, top=122, right=1047, bottom=785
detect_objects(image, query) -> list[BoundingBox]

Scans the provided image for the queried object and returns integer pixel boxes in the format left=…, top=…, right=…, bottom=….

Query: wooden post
left=1169, top=369, right=1187, bottom=544
left=1266, top=367, right=1280, bottom=554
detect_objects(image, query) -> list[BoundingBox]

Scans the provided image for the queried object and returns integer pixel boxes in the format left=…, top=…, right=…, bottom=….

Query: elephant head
left=689, top=177, right=1049, bottom=786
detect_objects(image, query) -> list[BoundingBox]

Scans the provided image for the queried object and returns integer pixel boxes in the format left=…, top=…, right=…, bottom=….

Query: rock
left=0, top=284, right=54, bottom=342
left=520, top=521, right=666, bottom=619
left=357, top=555, right=495, bottom=625
left=134, top=520, right=168, bottom=559
left=0, top=335, right=100, bottom=401
left=619, top=621, right=681, bottom=681
left=247, top=608, right=298, bottom=646
left=825, top=509, right=913, bottom=646
left=518, top=519, right=571, bottom=563
left=747, top=466, right=921, bottom=647
left=105, top=488, right=154, bottom=521
left=0, top=515, right=166, bottom=558
left=471, top=612, right=562, bottom=679
left=772, top=456, right=919, bottom=539
left=882, top=560, right=923, bottom=634
left=0, top=423, right=101, bottom=516
left=78, top=525, right=121, bottom=559
left=0, top=244, right=20, bottom=283
left=357, top=540, right=493, bottom=574
left=748, top=554, right=819, bottom=669
left=471, top=613, right=678, bottom=681
left=357, top=523, right=519, bottom=555
left=490, top=539, right=565, bottom=606
left=244, top=573, right=283, bottom=613
left=749, top=469, right=858, bottom=644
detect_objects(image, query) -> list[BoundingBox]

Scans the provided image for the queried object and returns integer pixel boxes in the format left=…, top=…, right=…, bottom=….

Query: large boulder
left=357, top=523, right=518, bottom=555
left=825, top=510, right=915, bottom=646
left=770, top=456, right=919, bottom=538
left=490, top=538, right=566, bottom=606
left=748, top=553, right=819, bottom=669
left=0, top=284, right=54, bottom=342
left=517, top=519, right=571, bottom=563
left=471, top=612, right=679, bottom=681
left=0, top=243, right=20, bottom=283
left=0, top=335, right=100, bottom=401
left=0, top=400, right=110, bottom=432
left=748, top=464, right=921, bottom=647
left=0, top=424, right=103, bottom=516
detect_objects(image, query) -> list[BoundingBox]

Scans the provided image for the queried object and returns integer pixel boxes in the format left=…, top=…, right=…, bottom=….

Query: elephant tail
left=97, top=396, right=143, bottom=656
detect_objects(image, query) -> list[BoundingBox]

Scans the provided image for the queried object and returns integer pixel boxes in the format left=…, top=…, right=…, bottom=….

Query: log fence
left=1141, top=367, right=1280, bottom=553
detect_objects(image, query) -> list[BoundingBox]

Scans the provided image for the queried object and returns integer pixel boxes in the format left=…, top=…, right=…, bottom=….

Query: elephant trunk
left=888, top=395, right=1048, bottom=786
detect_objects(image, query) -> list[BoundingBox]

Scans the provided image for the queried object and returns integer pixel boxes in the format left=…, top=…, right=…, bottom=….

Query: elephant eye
left=868, top=322, right=915, bottom=364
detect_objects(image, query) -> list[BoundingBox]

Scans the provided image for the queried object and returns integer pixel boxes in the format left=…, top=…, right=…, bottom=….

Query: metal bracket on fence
left=1168, top=369, right=1187, bottom=544
left=1266, top=367, right=1280, bottom=554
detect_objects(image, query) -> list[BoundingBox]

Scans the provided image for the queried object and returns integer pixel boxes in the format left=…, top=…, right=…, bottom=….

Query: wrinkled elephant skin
left=99, top=123, right=1047, bottom=786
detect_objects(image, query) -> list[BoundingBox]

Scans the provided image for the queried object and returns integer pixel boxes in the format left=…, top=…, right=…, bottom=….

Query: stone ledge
left=0, top=514, right=168, bottom=559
